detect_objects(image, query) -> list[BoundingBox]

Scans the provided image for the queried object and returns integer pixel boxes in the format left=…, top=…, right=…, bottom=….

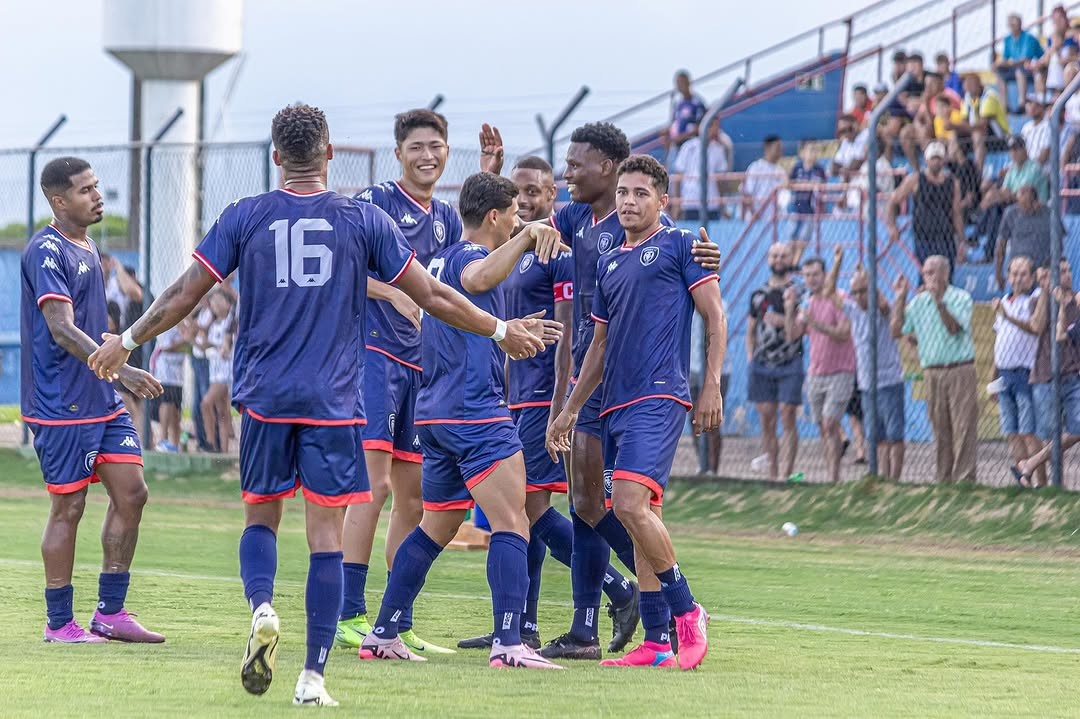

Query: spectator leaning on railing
left=991, top=256, right=1044, bottom=488
left=891, top=257, right=977, bottom=484
left=671, top=115, right=730, bottom=221
left=994, top=12, right=1043, bottom=112
left=787, top=140, right=826, bottom=264
left=666, top=69, right=708, bottom=158
left=741, top=135, right=786, bottom=220
left=995, top=183, right=1058, bottom=288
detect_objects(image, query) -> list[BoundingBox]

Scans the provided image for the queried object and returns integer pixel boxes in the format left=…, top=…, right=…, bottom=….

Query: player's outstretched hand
left=479, top=124, right=505, bottom=175
left=546, top=408, right=577, bottom=462
left=528, top=224, right=571, bottom=264
left=118, top=365, right=164, bottom=400
left=500, top=310, right=562, bottom=360
left=89, top=333, right=131, bottom=381
left=693, top=385, right=723, bottom=436
left=691, top=227, right=721, bottom=271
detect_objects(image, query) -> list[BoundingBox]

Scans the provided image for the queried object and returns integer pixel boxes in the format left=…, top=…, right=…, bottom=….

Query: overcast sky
left=4, top=0, right=921, bottom=153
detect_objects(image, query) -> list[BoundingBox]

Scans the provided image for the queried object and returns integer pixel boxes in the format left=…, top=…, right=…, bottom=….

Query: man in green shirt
left=890, top=256, right=978, bottom=483
left=978, top=135, right=1049, bottom=259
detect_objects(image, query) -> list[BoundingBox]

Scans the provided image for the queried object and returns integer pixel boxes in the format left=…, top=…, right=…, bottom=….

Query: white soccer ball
left=782, top=521, right=798, bottom=537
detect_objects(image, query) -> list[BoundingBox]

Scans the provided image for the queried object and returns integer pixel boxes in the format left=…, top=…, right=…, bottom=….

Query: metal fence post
left=1048, top=73, right=1080, bottom=487
left=535, top=86, right=590, bottom=168
left=866, top=73, right=911, bottom=479
left=697, top=79, right=744, bottom=220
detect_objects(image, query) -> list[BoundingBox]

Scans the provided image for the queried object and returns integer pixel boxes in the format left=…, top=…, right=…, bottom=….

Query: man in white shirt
left=1019, top=93, right=1051, bottom=171
left=741, top=135, right=786, bottom=219
left=831, top=115, right=870, bottom=182
left=672, top=116, right=732, bottom=221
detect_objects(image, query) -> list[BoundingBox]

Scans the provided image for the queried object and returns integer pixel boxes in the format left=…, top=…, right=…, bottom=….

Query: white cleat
left=241, top=602, right=280, bottom=696
left=489, top=641, right=564, bottom=670
left=293, top=669, right=339, bottom=707
left=358, top=633, right=427, bottom=662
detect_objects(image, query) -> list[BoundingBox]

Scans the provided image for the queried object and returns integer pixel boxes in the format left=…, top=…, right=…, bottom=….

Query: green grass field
left=2, top=448, right=1080, bottom=718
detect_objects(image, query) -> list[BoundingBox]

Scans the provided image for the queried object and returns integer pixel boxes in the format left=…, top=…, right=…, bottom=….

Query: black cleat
left=539, top=632, right=602, bottom=660
left=606, top=580, right=640, bottom=653
left=458, top=631, right=541, bottom=650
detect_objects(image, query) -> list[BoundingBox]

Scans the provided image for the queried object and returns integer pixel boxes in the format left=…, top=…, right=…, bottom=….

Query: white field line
left=2, top=558, right=1078, bottom=655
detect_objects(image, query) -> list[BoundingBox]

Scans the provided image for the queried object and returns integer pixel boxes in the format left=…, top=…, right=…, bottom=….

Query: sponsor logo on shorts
left=412, top=434, right=420, bottom=449
left=597, top=232, right=614, bottom=253
left=120, top=436, right=138, bottom=449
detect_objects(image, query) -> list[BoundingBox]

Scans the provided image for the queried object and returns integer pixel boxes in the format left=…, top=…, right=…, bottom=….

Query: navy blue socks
left=488, top=531, right=529, bottom=647
left=305, top=551, right=343, bottom=674
left=239, top=524, right=277, bottom=611
left=340, top=562, right=368, bottom=620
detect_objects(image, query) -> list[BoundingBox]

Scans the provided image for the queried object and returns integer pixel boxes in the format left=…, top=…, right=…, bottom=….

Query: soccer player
left=337, top=110, right=461, bottom=656
left=22, top=157, right=166, bottom=645
left=548, top=154, right=724, bottom=670
left=88, top=105, right=557, bottom=705
left=359, top=172, right=566, bottom=670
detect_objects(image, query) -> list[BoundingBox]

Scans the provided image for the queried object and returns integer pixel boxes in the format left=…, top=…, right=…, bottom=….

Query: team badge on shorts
left=84, top=451, right=99, bottom=476
left=598, top=232, right=614, bottom=253
left=640, top=246, right=660, bottom=266
left=388, top=413, right=397, bottom=435
left=603, top=468, right=613, bottom=496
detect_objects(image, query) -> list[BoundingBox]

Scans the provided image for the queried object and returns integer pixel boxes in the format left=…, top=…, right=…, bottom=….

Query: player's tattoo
left=41, top=300, right=100, bottom=363
left=131, top=262, right=216, bottom=344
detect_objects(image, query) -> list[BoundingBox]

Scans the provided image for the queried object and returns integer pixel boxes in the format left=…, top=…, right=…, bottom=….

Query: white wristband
left=489, top=318, right=507, bottom=342
left=121, top=328, right=140, bottom=351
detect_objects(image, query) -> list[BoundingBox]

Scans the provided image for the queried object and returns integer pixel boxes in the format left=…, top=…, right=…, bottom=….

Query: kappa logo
left=120, top=435, right=138, bottom=449
left=388, top=412, right=397, bottom=436
left=606, top=260, right=618, bottom=274
left=519, top=254, right=534, bottom=273
left=41, top=256, right=60, bottom=271
left=400, top=213, right=418, bottom=226
left=357, top=189, right=373, bottom=202
left=84, top=451, right=99, bottom=475
left=640, top=247, right=660, bottom=266
left=412, top=434, right=420, bottom=449
left=576, top=227, right=584, bottom=239
left=603, top=469, right=613, bottom=496
left=433, top=219, right=446, bottom=244
left=40, top=238, right=60, bottom=253
left=597, top=232, right=614, bottom=253
left=77, top=260, right=91, bottom=275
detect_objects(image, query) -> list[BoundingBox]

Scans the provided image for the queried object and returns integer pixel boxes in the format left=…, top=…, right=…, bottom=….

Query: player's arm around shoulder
left=460, top=225, right=570, bottom=295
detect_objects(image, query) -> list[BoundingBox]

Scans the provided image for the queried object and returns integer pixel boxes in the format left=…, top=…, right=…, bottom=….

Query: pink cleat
left=359, top=634, right=427, bottom=662
left=44, top=620, right=108, bottom=644
left=599, top=641, right=676, bottom=667
left=90, top=609, right=165, bottom=643
left=674, top=603, right=709, bottom=670
left=489, top=642, right=563, bottom=670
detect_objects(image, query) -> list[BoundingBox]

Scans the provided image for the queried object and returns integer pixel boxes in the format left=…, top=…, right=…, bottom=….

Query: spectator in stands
left=691, top=306, right=730, bottom=476
left=149, top=318, right=192, bottom=453
left=903, top=52, right=927, bottom=101
left=913, top=72, right=962, bottom=147
left=890, top=51, right=908, bottom=86
left=741, top=134, right=786, bottom=219
left=887, top=141, right=965, bottom=273
left=1015, top=264, right=1080, bottom=484
left=1009, top=265, right=1052, bottom=486
left=666, top=70, right=708, bottom=157
left=1030, top=6, right=1077, bottom=95
left=671, top=115, right=731, bottom=221
left=956, top=73, right=1010, bottom=170
left=787, top=140, right=826, bottom=263
left=786, top=253, right=856, bottom=484
left=936, top=53, right=963, bottom=96
left=747, top=243, right=804, bottom=482
left=198, top=289, right=235, bottom=453
left=831, top=114, right=868, bottom=181
left=947, top=139, right=982, bottom=233
left=1021, top=93, right=1052, bottom=171
left=872, top=82, right=890, bottom=108
left=933, top=92, right=965, bottom=144
left=995, top=13, right=1043, bottom=112
left=995, top=183, right=1058, bottom=287
left=977, top=136, right=1050, bottom=259
left=991, top=256, right=1043, bottom=487
left=849, top=84, right=874, bottom=127
left=848, top=134, right=896, bottom=218
left=105, top=299, right=146, bottom=446
left=891, top=257, right=977, bottom=484
left=190, top=299, right=214, bottom=452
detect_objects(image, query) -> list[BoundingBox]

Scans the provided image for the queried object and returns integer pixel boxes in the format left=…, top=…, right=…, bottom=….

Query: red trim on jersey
left=387, top=251, right=417, bottom=286
left=423, top=498, right=474, bottom=511
left=592, top=209, right=617, bottom=226
left=508, top=401, right=552, bottom=410
left=242, top=479, right=301, bottom=504
left=37, top=293, right=73, bottom=307
left=278, top=187, right=330, bottom=196
left=549, top=214, right=559, bottom=233
left=94, top=453, right=143, bottom=467
left=688, top=274, right=719, bottom=292
left=619, top=226, right=664, bottom=251
left=526, top=481, right=568, bottom=494
left=393, top=181, right=432, bottom=213
left=47, top=476, right=97, bottom=495
left=553, top=281, right=573, bottom=303
left=598, top=394, right=692, bottom=417
left=590, top=313, right=608, bottom=325
left=465, top=459, right=503, bottom=490
left=392, top=449, right=423, bottom=463
left=414, top=416, right=513, bottom=426
left=245, top=408, right=367, bottom=426
left=22, top=407, right=127, bottom=427
left=362, top=439, right=394, bottom=454
left=365, top=345, right=423, bottom=372
left=302, top=488, right=373, bottom=507
left=611, top=469, right=664, bottom=505
left=192, top=251, right=225, bottom=282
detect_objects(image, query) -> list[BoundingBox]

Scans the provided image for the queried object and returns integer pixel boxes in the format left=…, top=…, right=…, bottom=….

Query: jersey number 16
left=270, top=218, right=333, bottom=287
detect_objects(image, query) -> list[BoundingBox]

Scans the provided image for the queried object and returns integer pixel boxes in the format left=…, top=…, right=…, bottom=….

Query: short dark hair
left=853, top=84, right=867, bottom=93
left=799, top=138, right=816, bottom=150
left=935, top=52, right=951, bottom=64
left=513, top=155, right=553, bottom=174
left=763, top=134, right=782, bottom=147
left=393, top=109, right=448, bottom=145
left=271, top=104, right=329, bottom=168
left=569, top=122, right=630, bottom=163
left=924, top=71, right=943, bottom=81
left=802, top=257, right=826, bottom=272
left=616, top=154, right=669, bottom=195
left=458, top=172, right=518, bottom=228
left=40, top=156, right=91, bottom=200
left=908, top=52, right=924, bottom=63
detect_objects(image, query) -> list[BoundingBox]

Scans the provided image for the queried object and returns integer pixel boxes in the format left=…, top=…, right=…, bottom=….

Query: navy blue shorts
left=511, top=405, right=568, bottom=494
left=748, top=362, right=804, bottom=406
left=361, top=350, right=422, bottom=463
left=418, top=419, right=523, bottom=511
left=566, top=380, right=604, bottom=439
left=601, top=398, right=687, bottom=507
left=29, top=411, right=142, bottom=495
left=239, top=411, right=370, bottom=506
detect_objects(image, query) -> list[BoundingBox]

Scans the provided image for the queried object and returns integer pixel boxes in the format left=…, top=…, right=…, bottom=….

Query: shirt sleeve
left=30, top=243, right=72, bottom=307
left=552, top=252, right=574, bottom=303
left=948, top=289, right=974, bottom=330
left=194, top=200, right=243, bottom=282
left=365, top=206, right=417, bottom=284
left=681, top=230, right=719, bottom=292
left=590, top=256, right=609, bottom=324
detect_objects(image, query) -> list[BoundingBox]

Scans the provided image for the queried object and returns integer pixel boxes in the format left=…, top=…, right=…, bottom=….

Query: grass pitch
left=1, top=449, right=1079, bottom=718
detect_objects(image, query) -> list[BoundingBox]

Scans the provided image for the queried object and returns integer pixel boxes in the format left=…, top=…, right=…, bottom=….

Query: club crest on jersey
left=519, top=254, right=534, bottom=273
left=598, top=232, right=614, bottom=253
left=434, top=220, right=446, bottom=244
left=400, top=213, right=418, bottom=225
left=388, top=413, right=397, bottom=435
left=42, top=256, right=59, bottom=271
left=77, top=260, right=91, bottom=275
left=640, top=247, right=660, bottom=266
left=84, top=451, right=99, bottom=475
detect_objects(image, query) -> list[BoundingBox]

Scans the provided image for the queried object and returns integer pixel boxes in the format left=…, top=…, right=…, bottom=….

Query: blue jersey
left=591, top=226, right=718, bottom=415
left=502, top=249, right=573, bottom=409
left=193, top=188, right=415, bottom=423
left=355, top=181, right=463, bottom=369
left=415, top=241, right=509, bottom=424
left=789, top=161, right=827, bottom=213
left=20, top=224, right=124, bottom=424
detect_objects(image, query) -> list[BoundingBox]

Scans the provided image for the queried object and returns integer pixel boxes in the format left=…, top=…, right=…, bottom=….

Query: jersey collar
left=619, top=225, right=664, bottom=251
left=393, top=180, right=432, bottom=214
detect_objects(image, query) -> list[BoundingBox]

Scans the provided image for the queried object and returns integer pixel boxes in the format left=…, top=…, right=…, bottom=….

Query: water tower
left=103, top=0, right=243, bottom=295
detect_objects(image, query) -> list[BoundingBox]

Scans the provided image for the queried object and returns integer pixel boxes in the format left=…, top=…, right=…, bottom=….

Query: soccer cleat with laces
left=458, top=630, right=541, bottom=650
left=606, top=580, right=640, bottom=653
left=358, top=633, right=427, bottom=662
left=489, top=642, right=563, bottom=669
left=400, top=628, right=455, bottom=654
left=44, top=619, right=108, bottom=644
left=599, top=641, right=677, bottom=668
left=89, top=608, right=165, bottom=643
left=674, top=603, right=710, bottom=670
left=538, top=632, right=602, bottom=660
left=293, top=669, right=338, bottom=707
left=241, top=603, right=280, bottom=695
left=334, top=614, right=372, bottom=649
